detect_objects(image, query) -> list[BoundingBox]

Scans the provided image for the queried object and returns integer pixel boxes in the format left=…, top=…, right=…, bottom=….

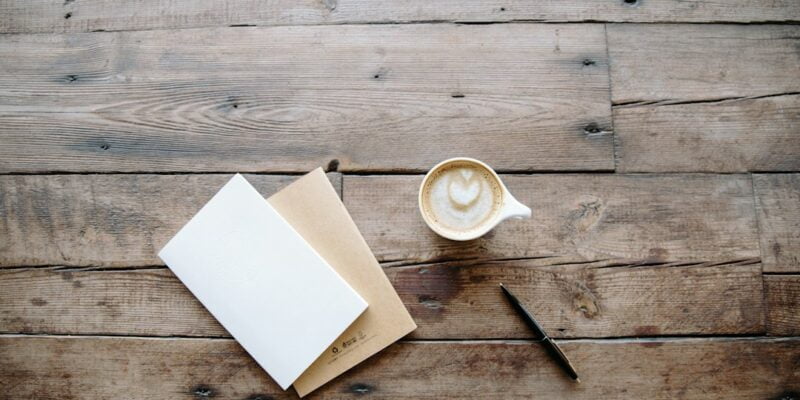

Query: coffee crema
left=420, top=161, right=503, bottom=236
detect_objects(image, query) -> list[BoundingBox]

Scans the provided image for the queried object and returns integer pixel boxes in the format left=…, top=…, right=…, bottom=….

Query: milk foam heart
left=448, top=171, right=482, bottom=208
left=420, top=161, right=503, bottom=234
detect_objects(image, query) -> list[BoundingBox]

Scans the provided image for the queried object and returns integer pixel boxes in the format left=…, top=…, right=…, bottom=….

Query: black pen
left=500, top=283, right=580, bottom=382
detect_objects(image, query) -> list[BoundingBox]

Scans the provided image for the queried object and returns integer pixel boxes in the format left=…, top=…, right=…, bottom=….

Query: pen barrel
left=500, top=285, right=579, bottom=381
left=541, top=338, right=579, bottom=381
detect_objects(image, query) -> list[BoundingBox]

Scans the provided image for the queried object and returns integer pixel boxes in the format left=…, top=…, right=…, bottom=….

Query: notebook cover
left=267, top=168, right=417, bottom=397
left=158, top=174, right=367, bottom=390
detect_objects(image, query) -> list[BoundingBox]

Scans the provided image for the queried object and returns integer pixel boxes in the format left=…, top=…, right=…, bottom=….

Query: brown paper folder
left=267, top=168, right=417, bottom=397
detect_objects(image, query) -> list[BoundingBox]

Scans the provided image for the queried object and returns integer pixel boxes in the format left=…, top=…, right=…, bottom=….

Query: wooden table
left=1, top=1, right=799, bottom=398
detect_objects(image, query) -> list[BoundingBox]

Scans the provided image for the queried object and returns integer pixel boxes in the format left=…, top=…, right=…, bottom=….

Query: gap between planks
left=612, top=91, right=800, bottom=109
left=1, top=332, right=796, bottom=344
left=1, top=19, right=800, bottom=37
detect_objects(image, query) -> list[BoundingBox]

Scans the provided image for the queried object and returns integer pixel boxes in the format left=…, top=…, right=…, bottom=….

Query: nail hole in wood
left=247, top=395, right=274, bottom=400
left=451, top=93, right=465, bottom=98
left=773, top=392, right=799, bottom=400
left=582, top=59, right=596, bottom=66
left=193, top=386, right=214, bottom=398
left=623, top=0, right=638, bottom=6
left=372, top=67, right=389, bottom=80
left=500, top=7, right=506, bottom=11
left=349, top=383, right=375, bottom=395
left=64, top=12, right=72, bottom=19
left=583, top=123, right=602, bottom=135
left=99, top=143, right=110, bottom=151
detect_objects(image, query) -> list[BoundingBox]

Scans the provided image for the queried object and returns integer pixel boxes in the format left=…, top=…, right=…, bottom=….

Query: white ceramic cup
left=418, top=157, right=531, bottom=241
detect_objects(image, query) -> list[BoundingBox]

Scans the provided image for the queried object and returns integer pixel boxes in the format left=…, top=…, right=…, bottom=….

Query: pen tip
left=499, top=283, right=505, bottom=287
left=575, top=378, right=581, bottom=383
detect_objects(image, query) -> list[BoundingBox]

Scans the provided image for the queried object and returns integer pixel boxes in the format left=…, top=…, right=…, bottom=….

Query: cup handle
left=500, top=194, right=532, bottom=220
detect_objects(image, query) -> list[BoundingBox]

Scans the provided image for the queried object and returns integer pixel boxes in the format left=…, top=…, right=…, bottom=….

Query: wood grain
left=344, top=174, right=760, bottom=265
left=608, top=25, right=800, bottom=104
left=1, top=335, right=798, bottom=399
left=0, top=174, right=759, bottom=267
left=609, top=25, right=800, bottom=172
left=0, top=174, right=337, bottom=267
left=0, top=268, right=228, bottom=337
left=2, top=0, right=799, bottom=34
left=390, top=259, right=764, bottom=339
left=754, top=174, right=800, bottom=273
left=766, top=275, right=800, bottom=336
left=614, top=94, right=800, bottom=172
left=0, top=261, right=765, bottom=338
left=0, top=24, right=612, bottom=173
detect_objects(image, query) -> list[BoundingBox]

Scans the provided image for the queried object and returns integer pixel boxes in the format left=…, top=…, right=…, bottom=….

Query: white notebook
left=158, top=174, right=367, bottom=390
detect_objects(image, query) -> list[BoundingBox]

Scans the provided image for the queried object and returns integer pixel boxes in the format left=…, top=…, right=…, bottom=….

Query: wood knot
left=572, top=289, right=600, bottom=319
left=772, top=391, right=800, bottom=400
left=583, top=123, right=605, bottom=136
left=372, top=67, right=390, bottom=80
left=30, top=297, right=48, bottom=306
left=349, top=383, right=375, bottom=395
left=247, top=395, right=274, bottom=400
left=418, top=295, right=443, bottom=310
left=323, top=0, right=337, bottom=11
left=327, top=159, right=340, bottom=172
left=565, top=197, right=604, bottom=235
left=193, top=386, right=214, bottom=398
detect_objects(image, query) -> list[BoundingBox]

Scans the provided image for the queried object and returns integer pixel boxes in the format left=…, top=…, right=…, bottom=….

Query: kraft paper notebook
left=267, top=168, right=417, bottom=397
left=158, top=174, right=367, bottom=390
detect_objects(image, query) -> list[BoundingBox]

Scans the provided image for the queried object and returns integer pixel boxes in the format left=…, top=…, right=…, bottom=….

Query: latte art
left=421, top=163, right=503, bottom=234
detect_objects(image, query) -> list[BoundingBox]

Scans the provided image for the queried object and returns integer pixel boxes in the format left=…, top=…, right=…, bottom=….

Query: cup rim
left=418, top=157, right=508, bottom=241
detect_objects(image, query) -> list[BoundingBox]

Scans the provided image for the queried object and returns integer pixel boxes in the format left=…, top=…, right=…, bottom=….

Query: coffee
left=420, top=160, right=503, bottom=238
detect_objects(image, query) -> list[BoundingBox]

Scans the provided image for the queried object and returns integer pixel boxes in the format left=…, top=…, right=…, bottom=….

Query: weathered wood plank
left=344, top=174, right=760, bottom=265
left=608, top=25, right=800, bottom=104
left=0, top=261, right=765, bottom=338
left=0, top=24, right=613, bottom=173
left=608, top=25, right=800, bottom=173
left=1, top=336, right=798, bottom=399
left=0, top=268, right=228, bottom=337
left=2, top=0, right=799, bottom=34
left=392, top=260, right=764, bottom=339
left=614, top=94, right=800, bottom=172
left=754, top=174, right=800, bottom=273
left=766, top=275, right=800, bottom=336
left=0, top=174, right=338, bottom=267
left=0, top=174, right=759, bottom=267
